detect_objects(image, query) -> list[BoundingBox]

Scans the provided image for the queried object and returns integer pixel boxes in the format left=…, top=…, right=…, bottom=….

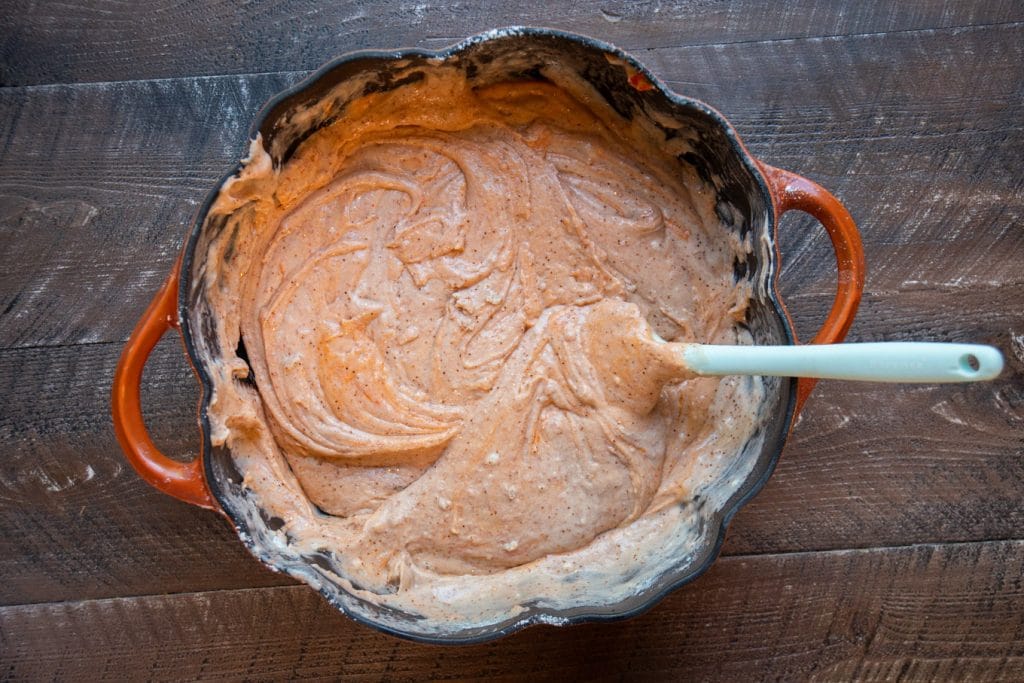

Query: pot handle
left=758, top=163, right=866, bottom=414
left=111, top=263, right=217, bottom=510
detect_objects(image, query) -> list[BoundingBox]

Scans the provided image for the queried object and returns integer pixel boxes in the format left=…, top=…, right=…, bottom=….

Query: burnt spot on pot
left=264, top=514, right=286, bottom=532
left=720, top=190, right=754, bottom=242
left=715, top=201, right=736, bottom=228
left=279, top=114, right=339, bottom=167
left=222, top=223, right=239, bottom=263
left=747, top=409, right=765, bottom=437
left=275, top=69, right=429, bottom=167
left=308, top=551, right=340, bottom=573
left=221, top=204, right=255, bottom=263
left=582, top=64, right=638, bottom=121
left=202, top=213, right=230, bottom=245
left=693, top=505, right=707, bottom=538
left=652, top=120, right=683, bottom=141
left=678, top=151, right=713, bottom=185
left=732, top=258, right=749, bottom=283
left=214, top=445, right=245, bottom=487
left=507, top=63, right=546, bottom=82
left=361, top=69, right=426, bottom=96
left=199, top=304, right=219, bottom=357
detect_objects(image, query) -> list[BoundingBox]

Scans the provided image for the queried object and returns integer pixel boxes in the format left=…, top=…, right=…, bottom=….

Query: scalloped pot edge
left=111, top=28, right=862, bottom=644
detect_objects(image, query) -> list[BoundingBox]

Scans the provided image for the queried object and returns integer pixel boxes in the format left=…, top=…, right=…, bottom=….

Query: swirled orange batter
left=199, top=69, right=764, bottom=630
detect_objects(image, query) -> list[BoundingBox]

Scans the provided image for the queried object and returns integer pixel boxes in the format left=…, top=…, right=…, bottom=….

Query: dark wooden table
left=2, top=2, right=1022, bottom=680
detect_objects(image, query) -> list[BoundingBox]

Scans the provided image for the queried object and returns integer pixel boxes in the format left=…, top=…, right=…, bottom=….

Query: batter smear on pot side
left=199, top=70, right=765, bottom=629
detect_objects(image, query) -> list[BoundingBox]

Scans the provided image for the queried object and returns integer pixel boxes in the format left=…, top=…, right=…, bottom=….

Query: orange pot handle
left=111, top=263, right=217, bottom=510
left=758, top=163, right=866, bottom=415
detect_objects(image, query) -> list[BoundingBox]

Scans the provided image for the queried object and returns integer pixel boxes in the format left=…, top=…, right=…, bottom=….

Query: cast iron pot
left=112, top=28, right=864, bottom=643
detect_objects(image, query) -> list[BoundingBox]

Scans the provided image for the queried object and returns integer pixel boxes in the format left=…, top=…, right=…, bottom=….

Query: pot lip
left=176, top=26, right=798, bottom=644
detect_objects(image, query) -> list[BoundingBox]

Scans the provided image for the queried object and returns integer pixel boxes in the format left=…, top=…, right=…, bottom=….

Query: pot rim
left=176, top=26, right=799, bottom=644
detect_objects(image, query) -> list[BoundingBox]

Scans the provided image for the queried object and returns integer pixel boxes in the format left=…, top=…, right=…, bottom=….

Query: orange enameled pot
left=112, top=28, right=863, bottom=642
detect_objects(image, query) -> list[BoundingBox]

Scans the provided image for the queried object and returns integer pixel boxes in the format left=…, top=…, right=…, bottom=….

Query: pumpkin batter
left=196, top=68, right=765, bottom=631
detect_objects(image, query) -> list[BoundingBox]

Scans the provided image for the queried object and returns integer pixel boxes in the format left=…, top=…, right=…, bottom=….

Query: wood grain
left=2, top=540, right=1022, bottom=681
left=0, top=72, right=301, bottom=350
left=1, top=23, right=1021, bottom=350
left=0, top=15, right=1021, bottom=611
left=1, top=2, right=1022, bottom=677
left=0, top=339, right=294, bottom=607
left=0, top=317, right=1019, bottom=605
left=2, top=0, right=1021, bottom=86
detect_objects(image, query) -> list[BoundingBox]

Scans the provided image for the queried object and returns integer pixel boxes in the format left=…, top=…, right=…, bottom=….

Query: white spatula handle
left=679, top=342, right=1004, bottom=382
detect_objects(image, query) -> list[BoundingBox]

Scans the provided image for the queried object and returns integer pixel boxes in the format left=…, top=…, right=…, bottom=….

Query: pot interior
left=182, top=28, right=796, bottom=643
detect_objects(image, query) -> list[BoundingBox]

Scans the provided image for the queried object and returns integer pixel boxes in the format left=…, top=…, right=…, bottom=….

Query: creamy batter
left=196, top=68, right=765, bottom=632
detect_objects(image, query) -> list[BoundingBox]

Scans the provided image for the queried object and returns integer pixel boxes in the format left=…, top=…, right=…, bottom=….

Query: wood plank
left=1, top=23, right=1021, bottom=351
left=0, top=72, right=302, bottom=350
left=0, top=339, right=295, bottom=607
left=723, top=339, right=1024, bottom=556
left=0, top=304, right=1019, bottom=605
left=2, top=540, right=1022, bottom=681
left=0, top=21, right=1021, bottom=606
left=4, top=3, right=1022, bottom=677
left=2, top=0, right=1021, bottom=86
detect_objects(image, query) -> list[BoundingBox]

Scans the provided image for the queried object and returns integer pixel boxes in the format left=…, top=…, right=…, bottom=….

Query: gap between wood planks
left=2, top=20, right=1021, bottom=93
left=3, top=537, right=1022, bottom=611
left=623, top=18, right=1024, bottom=53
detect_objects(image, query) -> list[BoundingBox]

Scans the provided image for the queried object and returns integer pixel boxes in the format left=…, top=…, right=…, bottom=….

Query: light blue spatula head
left=675, top=342, right=1004, bottom=383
